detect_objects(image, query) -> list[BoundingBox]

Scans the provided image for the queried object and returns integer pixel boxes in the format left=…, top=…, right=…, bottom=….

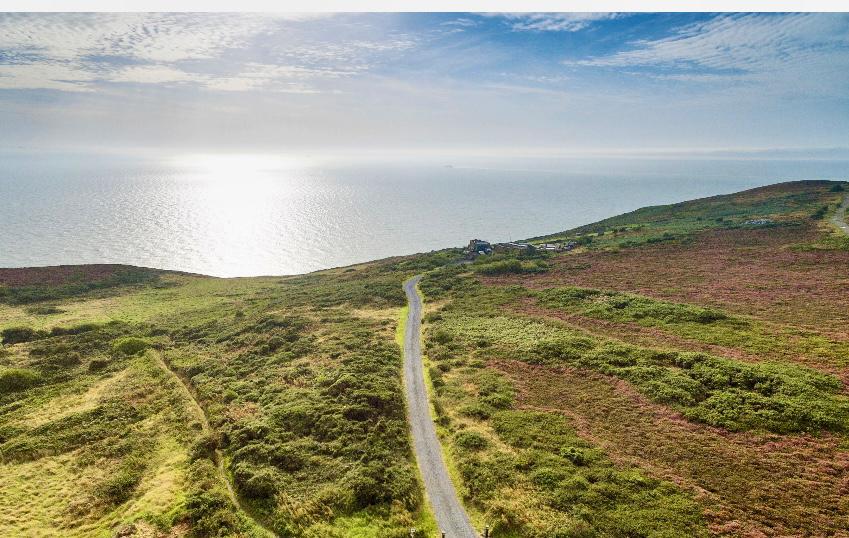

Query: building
left=492, top=242, right=534, bottom=253
left=466, top=239, right=492, bottom=258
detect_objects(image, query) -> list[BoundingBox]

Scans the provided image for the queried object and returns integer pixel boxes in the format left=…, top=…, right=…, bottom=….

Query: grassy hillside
left=1, top=180, right=847, bottom=537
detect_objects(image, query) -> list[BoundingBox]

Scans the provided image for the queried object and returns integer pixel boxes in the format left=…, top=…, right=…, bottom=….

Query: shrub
left=830, top=183, right=845, bottom=192
left=25, top=305, right=64, bottom=315
left=560, top=446, right=587, bottom=466
left=1, top=326, right=47, bottom=345
left=0, top=368, right=41, bottom=394
left=346, top=461, right=419, bottom=510
left=455, top=430, right=489, bottom=451
left=189, top=432, right=220, bottom=462
left=429, top=366, right=445, bottom=389
left=474, top=259, right=548, bottom=276
left=811, top=206, right=829, bottom=220
left=88, top=358, right=111, bottom=371
left=96, top=457, right=146, bottom=505
left=112, top=337, right=149, bottom=356
left=458, top=402, right=492, bottom=420
left=184, top=460, right=241, bottom=536
left=233, top=463, right=280, bottom=499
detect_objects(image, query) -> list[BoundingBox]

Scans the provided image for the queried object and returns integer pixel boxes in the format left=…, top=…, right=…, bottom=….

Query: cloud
left=574, top=13, right=849, bottom=76
left=0, top=13, right=281, bottom=63
left=442, top=18, right=479, bottom=28
left=112, top=65, right=203, bottom=85
left=0, top=13, right=343, bottom=92
left=0, top=62, right=96, bottom=91
left=495, top=13, right=621, bottom=32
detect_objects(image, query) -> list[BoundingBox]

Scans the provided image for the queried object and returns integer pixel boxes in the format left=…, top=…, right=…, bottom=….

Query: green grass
left=528, top=180, right=845, bottom=252
left=424, top=283, right=849, bottom=434
left=0, top=256, right=444, bottom=536
left=2, top=181, right=847, bottom=536
left=418, top=322, right=708, bottom=537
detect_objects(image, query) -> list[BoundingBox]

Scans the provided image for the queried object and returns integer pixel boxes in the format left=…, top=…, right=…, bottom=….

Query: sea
left=1, top=152, right=846, bottom=277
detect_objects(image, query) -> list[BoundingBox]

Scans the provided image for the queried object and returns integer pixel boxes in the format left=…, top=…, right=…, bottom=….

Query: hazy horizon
left=2, top=153, right=846, bottom=277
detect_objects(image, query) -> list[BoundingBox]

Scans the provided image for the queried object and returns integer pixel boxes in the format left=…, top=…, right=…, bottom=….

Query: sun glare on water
left=174, top=153, right=310, bottom=182
left=165, top=153, right=320, bottom=276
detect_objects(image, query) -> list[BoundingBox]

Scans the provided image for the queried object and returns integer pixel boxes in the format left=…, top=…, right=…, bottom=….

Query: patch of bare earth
left=492, top=359, right=849, bottom=537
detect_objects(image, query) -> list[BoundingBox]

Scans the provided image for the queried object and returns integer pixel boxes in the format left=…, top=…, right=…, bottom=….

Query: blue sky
left=1, top=12, right=847, bottom=157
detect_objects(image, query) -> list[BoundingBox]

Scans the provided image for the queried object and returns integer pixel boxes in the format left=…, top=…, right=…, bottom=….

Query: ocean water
left=1, top=153, right=847, bottom=277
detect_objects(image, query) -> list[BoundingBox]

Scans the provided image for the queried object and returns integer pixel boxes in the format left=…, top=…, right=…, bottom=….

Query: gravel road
left=830, top=193, right=849, bottom=235
left=403, top=276, right=479, bottom=538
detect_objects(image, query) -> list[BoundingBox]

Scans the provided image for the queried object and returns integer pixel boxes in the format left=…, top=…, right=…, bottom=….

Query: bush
left=474, top=258, right=548, bottom=276
left=455, top=430, right=489, bottom=451
left=96, top=457, right=146, bottom=505
left=88, top=358, right=111, bottom=371
left=346, top=461, right=418, bottom=510
left=830, top=183, right=845, bottom=192
left=560, top=446, right=587, bottom=466
left=25, top=305, right=64, bottom=315
left=233, top=463, right=280, bottom=499
left=1, top=326, right=47, bottom=345
left=0, top=368, right=41, bottom=394
left=189, top=432, right=219, bottom=462
left=112, top=337, right=149, bottom=356
left=184, top=460, right=241, bottom=536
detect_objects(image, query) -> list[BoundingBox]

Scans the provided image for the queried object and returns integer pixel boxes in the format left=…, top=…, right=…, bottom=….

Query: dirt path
left=403, top=276, right=479, bottom=538
left=830, top=192, right=849, bottom=234
left=151, top=351, right=276, bottom=537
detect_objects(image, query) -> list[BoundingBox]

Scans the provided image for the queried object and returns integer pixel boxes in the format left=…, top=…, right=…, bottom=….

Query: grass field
left=1, top=180, right=847, bottom=536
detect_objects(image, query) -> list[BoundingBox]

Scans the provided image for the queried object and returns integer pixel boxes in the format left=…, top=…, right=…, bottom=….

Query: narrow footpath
left=403, top=276, right=479, bottom=538
left=830, top=192, right=849, bottom=235
left=151, top=351, right=276, bottom=538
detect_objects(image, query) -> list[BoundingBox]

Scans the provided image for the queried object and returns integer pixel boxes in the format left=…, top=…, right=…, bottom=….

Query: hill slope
left=1, top=180, right=847, bottom=537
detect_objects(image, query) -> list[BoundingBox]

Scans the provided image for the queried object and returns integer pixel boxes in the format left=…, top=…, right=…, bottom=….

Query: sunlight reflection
left=173, top=153, right=310, bottom=182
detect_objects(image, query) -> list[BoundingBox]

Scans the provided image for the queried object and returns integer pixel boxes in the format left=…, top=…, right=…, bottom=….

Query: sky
left=0, top=12, right=848, bottom=158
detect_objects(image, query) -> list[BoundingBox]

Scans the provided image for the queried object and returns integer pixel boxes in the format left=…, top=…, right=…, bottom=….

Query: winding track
left=403, top=276, right=479, bottom=538
left=151, top=351, right=276, bottom=537
left=830, top=192, right=849, bottom=235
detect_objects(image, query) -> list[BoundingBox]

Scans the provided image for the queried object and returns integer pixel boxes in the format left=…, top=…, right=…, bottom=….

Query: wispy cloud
left=0, top=13, right=846, bottom=153
left=0, top=62, right=96, bottom=91
left=0, top=13, right=370, bottom=92
left=495, top=13, right=621, bottom=32
left=0, top=13, right=281, bottom=63
left=574, top=14, right=849, bottom=85
left=442, top=18, right=480, bottom=28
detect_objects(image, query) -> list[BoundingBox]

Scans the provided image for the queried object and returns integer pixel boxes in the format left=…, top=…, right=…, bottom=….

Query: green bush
left=233, top=462, right=281, bottom=499
left=88, top=358, right=111, bottom=371
left=96, top=457, right=146, bottom=505
left=539, top=287, right=729, bottom=325
left=184, top=460, right=242, bottom=537
left=0, top=368, right=41, bottom=394
left=1, top=326, right=47, bottom=345
left=454, top=430, right=489, bottom=451
left=112, top=337, right=150, bottom=356
left=25, top=305, right=64, bottom=315
left=474, top=258, right=549, bottom=276
left=189, top=432, right=220, bottom=462
left=811, top=205, right=829, bottom=220
left=559, top=446, right=587, bottom=466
